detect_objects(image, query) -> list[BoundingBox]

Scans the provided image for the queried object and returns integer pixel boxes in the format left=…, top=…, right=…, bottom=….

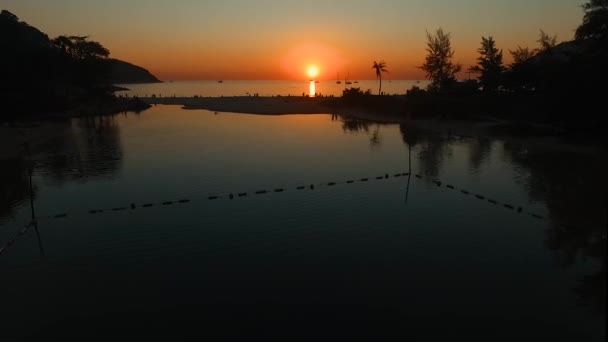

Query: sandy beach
left=141, top=96, right=333, bottom=115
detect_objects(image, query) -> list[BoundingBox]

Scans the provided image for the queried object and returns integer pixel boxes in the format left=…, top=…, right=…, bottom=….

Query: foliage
left=469, top=36, right=504, bottom=92
left=509, top=46, right=536, bottom=66
left=420, top=28, right=462, bottom=92
left=537, top=29, right=557, bottom=52
left=342, top=87, right=371, bottom=101
left=575, top=0, right=608, bottom=40
left=372, top=60, right=388, bottom=95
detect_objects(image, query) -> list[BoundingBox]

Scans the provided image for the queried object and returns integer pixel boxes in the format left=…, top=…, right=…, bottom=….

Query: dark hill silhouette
left=0, top=9, right=153, bottom=118
left=107, top=59, right=161, bottom=84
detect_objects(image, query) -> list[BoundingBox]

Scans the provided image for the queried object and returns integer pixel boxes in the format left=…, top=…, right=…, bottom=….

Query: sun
left=307, top=65, right=319, bottom=78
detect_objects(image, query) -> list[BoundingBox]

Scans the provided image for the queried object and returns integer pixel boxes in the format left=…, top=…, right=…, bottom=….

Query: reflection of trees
left=399, top=124, right=421, bottom=174
left=503, top=143, right=607, bottom=315
left=468, top=138, right=493, bottom=173
left=416, top=137, right=450, bottom=179
left=341, top=117, right=370, bottom=134
left=340, top=118, right=384, bottom=148
left=38, top=115, right=123, bottom=185
left=0, top=158, right=34, bottom=223
left=0, top=115, right=124, bottom=221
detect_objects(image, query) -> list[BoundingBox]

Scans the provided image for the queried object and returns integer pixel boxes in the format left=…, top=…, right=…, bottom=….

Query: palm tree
left=372, top=61, right=388, bottom=95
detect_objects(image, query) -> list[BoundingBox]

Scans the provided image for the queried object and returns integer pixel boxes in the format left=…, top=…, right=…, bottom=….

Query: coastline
left=141, top=96, right=331, bottom=115
left=2, top=95, right=602, bottom=162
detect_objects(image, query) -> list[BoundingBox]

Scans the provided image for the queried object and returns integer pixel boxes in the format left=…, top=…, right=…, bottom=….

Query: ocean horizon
left=117, top=79, right=431, bottom=98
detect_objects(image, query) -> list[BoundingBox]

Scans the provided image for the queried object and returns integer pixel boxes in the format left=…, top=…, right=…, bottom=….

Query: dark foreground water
left=1, top=105, right=605, bottom=340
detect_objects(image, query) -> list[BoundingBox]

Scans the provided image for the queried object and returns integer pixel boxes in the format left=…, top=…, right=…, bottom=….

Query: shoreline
left=141, top=96, right=333, bottom=115
left=2, top=96, right=603, bottom=161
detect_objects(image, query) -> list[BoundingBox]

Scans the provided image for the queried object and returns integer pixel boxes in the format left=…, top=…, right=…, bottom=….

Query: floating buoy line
left=1, top=169, right=561, bottom=257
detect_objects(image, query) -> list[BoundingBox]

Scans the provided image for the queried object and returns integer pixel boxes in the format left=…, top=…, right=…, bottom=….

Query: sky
left=4, top=0, right=585, bottom=80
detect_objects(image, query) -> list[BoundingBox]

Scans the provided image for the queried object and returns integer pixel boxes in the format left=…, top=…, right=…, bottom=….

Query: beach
left=141, top=96, right=334, bottom=115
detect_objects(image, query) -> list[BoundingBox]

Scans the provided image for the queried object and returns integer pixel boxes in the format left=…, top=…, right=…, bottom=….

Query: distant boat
left=354, top=81, right=359, bottom=84
left=218, top=80, right=223, bottom=83
left=345, top=71, right=352, bottom=85
left=315, top=80, right=319, bottom=84
left=336, top=72, right=342, bottom=84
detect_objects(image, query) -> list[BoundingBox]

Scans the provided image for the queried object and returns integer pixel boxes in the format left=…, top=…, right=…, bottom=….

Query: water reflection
left=309, top=81, right=315, bottom=97
left=502, top=142, right=607, bottom=315
left=0, top=115, right=124, bottom=222
left=0, top=158, right=34, bottom=223
left=37, top=115, right=123, bottom=185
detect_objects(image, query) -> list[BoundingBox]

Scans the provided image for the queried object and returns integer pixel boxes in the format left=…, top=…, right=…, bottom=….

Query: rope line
left=2, top=170, right=556, bottom=256
left=26, top=171, right=546, bottom=221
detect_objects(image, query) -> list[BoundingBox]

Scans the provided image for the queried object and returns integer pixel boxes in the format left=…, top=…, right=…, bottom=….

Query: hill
left=107, top=59, right=161, bottom=84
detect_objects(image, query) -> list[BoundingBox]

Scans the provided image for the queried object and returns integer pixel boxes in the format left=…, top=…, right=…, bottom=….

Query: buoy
left=517, top=207, right=523, bottom=213
left=255, top=190, right=267, bottom=195
left=376, top=176, right=384, bottom=180
left=360, top=178, right=368, bottom=182
left=130, top=203, right=136, bottom=209
left=385, top=174, right=389, bottom=179
left=274, top=188, right=284, bottom=192
left=327, top=182, right=336, bottom=186
left=238, top=193, right=247, bottom=197
left=310, top=184, right=315, bottom=190
left=178, top=199, right=190, bottom=203
left=347, top=180, right=355, bottom=184
left=229, top=193, right=234, bottom=199
left=142, top=204, right=154, bottom=208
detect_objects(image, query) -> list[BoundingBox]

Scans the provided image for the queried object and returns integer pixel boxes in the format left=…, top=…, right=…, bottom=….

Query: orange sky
left=4, top=0, right=584, bottom=80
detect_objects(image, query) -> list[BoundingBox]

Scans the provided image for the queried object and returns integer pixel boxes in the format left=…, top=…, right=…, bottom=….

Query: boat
left=345, top=71, right=352, bottom=85
left=218, top=80, right=223, bottom=83
left=336, top=72, right=341, bottom=84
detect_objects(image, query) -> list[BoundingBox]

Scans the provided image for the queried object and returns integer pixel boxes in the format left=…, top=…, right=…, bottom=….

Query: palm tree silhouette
left=372, top=61, right=388, bottom=95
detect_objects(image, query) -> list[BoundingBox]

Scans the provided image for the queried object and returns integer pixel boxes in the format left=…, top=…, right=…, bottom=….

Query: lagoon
left=0, top=105, right=605, bottom=340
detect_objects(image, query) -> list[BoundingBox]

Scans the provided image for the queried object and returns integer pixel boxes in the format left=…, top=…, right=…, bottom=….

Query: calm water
left=1, top=105, right=605, bottom=340
left=117, top=79, right=430, bottom=97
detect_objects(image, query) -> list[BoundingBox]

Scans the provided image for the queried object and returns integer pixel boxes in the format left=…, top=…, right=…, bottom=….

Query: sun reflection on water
left=309, top=80, right=315, bottom=97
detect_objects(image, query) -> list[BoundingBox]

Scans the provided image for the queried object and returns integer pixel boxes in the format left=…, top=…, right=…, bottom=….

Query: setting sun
left=307, top=65, right=319, bottom=79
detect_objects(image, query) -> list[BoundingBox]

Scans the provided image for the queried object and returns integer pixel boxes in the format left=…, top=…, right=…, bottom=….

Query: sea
left=0, top=88, right=605, bottom=340
left=116, top=79, right=430, bottom=98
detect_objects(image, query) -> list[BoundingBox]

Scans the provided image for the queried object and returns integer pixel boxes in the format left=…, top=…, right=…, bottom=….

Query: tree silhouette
left=575, top=0, right=608, bottom=40
left=51, top=35, right=109, bottom=60
left=420, top=28, right=462, bottom=92
left=372, top=61, right=388, bottom=95
left=469, top=36, right=504, bottom=92
left=509, top=46, right=535, bottom=66
left=537, top=29, right=557, bottom=52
